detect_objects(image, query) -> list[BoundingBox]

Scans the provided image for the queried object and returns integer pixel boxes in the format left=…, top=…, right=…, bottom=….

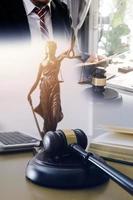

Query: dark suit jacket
left=0, top=0, right=72, bottom=41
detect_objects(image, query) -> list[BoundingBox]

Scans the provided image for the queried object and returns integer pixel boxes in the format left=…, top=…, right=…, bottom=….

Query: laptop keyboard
left=0, top=132, right=38, bottom=145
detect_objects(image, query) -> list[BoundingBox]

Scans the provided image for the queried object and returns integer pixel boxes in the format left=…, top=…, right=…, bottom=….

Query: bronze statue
left=27, top=41, right=72, bottom=138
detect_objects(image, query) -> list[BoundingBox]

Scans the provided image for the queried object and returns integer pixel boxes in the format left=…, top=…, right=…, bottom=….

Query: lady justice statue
left=27, top=41, right=77, bottom=138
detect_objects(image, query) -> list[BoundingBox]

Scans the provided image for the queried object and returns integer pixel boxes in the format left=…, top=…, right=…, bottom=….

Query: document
left=89, top=127, right=133, bottom=164
left=107, top=71, right=133, bottom=92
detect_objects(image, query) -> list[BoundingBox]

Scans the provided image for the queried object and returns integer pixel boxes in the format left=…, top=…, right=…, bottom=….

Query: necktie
left=34, top=6, right=49, bottom=39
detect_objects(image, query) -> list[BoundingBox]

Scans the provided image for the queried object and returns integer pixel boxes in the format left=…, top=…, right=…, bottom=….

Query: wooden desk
left=0, top=152, right=132, bottom=200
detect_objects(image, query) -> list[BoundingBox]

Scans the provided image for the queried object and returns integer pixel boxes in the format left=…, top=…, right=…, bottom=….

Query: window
left=98, top=0, right=133, bottom=61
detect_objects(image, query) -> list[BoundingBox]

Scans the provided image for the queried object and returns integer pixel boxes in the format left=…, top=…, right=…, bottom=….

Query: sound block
left=84, top=87, right=122, bottom=103
left=26, top=150, right=109, bottom=188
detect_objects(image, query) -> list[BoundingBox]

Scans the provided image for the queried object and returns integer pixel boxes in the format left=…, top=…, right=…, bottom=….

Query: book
left=103, top=125, right=133, bottom=135
left=107, top=71, right=133, bottom=92
left=88, top=129, right=133, bottom=164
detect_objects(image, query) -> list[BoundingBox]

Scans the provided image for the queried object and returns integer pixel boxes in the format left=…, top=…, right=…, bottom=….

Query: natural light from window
left=98, top=0, right=133, bottom=62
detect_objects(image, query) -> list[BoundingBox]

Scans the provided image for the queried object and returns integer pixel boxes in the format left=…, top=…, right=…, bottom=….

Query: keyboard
left=0, top=131, right=40, bottom=152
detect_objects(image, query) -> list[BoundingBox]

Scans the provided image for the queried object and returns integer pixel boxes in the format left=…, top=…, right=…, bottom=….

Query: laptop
left=0, top=131, right=40, bottom=153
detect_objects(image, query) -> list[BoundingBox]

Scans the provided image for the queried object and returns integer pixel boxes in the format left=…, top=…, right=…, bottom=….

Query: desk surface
left=0, top=152, right=132, bottom=200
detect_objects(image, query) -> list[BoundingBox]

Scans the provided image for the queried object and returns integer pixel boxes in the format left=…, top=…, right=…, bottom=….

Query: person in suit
left=0, top=0, right=72, bottom=42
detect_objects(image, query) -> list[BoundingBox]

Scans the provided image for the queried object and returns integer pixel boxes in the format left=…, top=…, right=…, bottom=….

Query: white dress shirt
left=22, top=0, right=53, bottom=43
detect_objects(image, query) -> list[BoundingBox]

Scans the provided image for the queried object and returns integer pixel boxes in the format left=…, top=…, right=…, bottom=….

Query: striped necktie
left=34, top=6, right=49, bottom=39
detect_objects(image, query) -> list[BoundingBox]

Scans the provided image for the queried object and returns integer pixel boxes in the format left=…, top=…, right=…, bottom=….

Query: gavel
left=43, top=129, right=133, bottom=195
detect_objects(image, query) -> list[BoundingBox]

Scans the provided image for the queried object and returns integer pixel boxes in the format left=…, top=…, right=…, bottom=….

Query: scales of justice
left=26, top=1, right=132, bottom=194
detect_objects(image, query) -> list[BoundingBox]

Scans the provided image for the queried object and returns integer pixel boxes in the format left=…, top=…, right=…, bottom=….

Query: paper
left=107, top=71, right=133, bottom=92
left=91, top=132, right=133, bottom=147
left=103, top=125, right=133, bottom=135
left=89, top=132, right=133, bottom=163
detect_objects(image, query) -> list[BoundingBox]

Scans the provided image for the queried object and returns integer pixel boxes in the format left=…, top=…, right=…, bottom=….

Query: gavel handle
left=70, top=144, right=133, bottom=195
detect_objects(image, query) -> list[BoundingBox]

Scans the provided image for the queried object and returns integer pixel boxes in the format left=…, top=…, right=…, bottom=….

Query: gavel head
left=43, top=129, right=87, bottom=157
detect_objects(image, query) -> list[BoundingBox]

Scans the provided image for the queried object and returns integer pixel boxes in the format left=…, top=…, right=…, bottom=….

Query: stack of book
left=88, top=126, right=133, bottom=164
